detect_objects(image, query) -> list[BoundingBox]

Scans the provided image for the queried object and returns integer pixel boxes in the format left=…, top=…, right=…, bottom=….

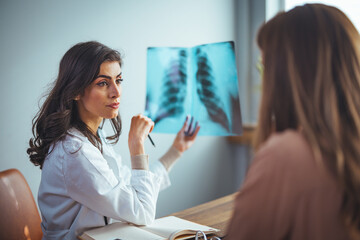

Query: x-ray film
left=145, top=41, right=242, bottom=136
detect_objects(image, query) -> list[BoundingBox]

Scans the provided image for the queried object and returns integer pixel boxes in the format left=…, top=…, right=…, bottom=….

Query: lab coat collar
left=67, top=127, right=88, bottom=141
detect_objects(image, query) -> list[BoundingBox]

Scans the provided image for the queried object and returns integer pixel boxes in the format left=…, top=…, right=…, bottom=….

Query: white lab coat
left=38, top=128, right=171, bottom=240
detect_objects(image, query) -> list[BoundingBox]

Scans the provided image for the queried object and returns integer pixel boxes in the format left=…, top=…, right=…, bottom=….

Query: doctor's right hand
left=128, top=114, right=154, bottom=156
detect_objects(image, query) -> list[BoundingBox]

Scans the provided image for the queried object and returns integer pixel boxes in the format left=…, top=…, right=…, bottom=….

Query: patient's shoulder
left=255, top=130, right=314, bottom=171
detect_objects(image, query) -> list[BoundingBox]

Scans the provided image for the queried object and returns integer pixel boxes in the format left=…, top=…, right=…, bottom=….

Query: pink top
left=226, top=130, right=349, bottom=240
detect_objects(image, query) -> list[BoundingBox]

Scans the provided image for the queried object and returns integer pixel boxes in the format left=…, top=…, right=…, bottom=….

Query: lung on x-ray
left=145, top=41, right=242, bottom=136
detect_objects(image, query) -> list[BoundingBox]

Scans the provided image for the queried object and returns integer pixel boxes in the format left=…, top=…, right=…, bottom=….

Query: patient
left=227, top=4, right=360, bottom=240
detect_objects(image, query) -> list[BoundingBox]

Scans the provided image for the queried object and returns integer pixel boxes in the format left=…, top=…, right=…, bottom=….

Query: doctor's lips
left=107, top=102, right=120, bottom=109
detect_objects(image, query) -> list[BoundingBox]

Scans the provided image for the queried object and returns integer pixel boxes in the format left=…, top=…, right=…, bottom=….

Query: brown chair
left=0, top=168, right=42, bottom=240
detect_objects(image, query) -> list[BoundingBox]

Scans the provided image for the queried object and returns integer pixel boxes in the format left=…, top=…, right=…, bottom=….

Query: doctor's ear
left=74, top=95, right=80, bottom=101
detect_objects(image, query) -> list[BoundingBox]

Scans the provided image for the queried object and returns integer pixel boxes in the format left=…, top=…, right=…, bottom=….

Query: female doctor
left=27, top=41, right=200, bottom=239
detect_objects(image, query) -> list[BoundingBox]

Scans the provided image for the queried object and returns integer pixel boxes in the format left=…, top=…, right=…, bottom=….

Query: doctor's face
left=76, top=61, right=122, bottom=131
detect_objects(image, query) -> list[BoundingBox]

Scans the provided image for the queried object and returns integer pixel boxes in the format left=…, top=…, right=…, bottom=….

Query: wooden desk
left=227, top=124, right=256, bottom=146
left=170, top=193, right=236, bottom=238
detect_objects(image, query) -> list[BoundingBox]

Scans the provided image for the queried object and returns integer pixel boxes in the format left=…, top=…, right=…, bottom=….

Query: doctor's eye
left=116, top=78, right=123, bottom=85
left=96, top=81, right=109, bottom=87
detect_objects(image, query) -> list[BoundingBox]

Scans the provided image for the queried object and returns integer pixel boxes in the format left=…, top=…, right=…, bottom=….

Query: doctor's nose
left=110, top=84, right=121, bottom=99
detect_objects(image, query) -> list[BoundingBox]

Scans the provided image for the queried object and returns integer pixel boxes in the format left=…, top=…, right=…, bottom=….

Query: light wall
left=0, top=0, right=241, bottom=217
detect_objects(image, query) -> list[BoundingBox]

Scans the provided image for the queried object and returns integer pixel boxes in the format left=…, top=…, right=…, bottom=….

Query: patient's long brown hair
left=255, top=4, right=360, bottom=239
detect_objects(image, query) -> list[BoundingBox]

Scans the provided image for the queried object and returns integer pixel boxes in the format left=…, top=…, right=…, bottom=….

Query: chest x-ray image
left=145, top=41, right=242, bottom=136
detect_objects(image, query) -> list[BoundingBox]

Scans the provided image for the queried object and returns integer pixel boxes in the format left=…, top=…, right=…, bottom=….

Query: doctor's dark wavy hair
left=27, top=41, right=122, bottom=169
left=255, top=4, right=360, bottom=239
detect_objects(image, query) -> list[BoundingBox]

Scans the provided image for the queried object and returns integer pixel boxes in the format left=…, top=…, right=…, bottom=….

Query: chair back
left=0, top=168, right=42, bottom=240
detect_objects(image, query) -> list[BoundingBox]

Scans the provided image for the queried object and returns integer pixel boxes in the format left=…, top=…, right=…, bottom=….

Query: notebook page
left=140, top=216, right=219, bottom=239
left=82, top=222, right=165, bottom=240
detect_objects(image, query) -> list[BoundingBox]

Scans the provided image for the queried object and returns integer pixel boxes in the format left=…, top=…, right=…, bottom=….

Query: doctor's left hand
left=172, top=116, right=200, bottom=153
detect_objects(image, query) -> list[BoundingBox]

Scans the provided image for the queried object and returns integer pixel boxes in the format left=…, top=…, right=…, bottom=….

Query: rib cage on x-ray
left=153, top=49, right=231, bottom=132
left=153, top=50, right=187, bottom=124
left=195, top=48, right=230, bottom=132
left=146, top=41, right=242, bottom=136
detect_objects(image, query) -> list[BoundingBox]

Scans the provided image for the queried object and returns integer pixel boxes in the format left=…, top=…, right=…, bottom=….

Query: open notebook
left=79, top=216, right=219, bottom=240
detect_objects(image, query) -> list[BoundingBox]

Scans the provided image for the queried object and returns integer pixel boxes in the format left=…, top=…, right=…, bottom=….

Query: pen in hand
left=148, top=135, right=156, bottom=147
